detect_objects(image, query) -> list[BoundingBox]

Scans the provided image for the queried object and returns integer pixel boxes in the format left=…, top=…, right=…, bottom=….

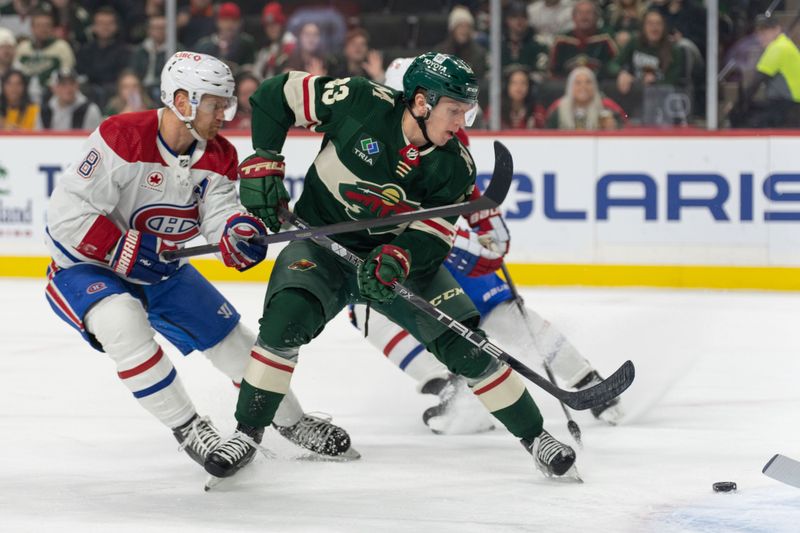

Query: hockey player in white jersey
left=44, top=52, right=356, bottom=469
left=347, top=58, right=622, bottom=435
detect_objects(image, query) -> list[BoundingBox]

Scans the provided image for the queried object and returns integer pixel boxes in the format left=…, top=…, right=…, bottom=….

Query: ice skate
left=522, top=430, right=582, bottom=482
left=172, top=414, right=221, bottom=466
left=204, top=422, right=264, bottom=480
left=274, top=413, right=360, bottom=460
left=575, top=370, right=624, bottom=425
left=421, top=375, right=495, bottom=435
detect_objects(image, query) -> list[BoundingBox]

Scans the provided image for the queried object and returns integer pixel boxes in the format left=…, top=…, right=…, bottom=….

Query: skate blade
left=204, top=474, right=224, bottom=492
left=538, top=464, right=584, bottom=484
left=296, top=446, right=361, bottom=462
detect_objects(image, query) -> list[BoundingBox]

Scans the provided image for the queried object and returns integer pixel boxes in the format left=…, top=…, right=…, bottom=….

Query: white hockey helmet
left=160, top=51, right=237, bottom=123
left=383, top=57, right=413, bottom=92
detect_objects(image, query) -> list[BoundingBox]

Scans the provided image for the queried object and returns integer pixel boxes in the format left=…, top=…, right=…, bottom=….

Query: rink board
left=1, top=130, right=799, bottom=289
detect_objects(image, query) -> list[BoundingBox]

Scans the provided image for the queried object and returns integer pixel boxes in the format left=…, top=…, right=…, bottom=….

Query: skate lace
left=215, top=430, right=276, bottom=463
left=177, top=416, right=220, bottom=457
left=536, top=433, right=567, bottom=465
left=286, top=413, right=337, bottom=453
left=214, top=430, right=256, bottom=464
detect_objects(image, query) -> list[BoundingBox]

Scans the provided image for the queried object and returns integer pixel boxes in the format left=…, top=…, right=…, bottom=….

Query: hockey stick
left=162, top=141, right=514, bottom=261
left=278, top=206, right=635, bottom=411
left=499, top=262, right=583, bottom=447
left=763, top=454, right=800, bottom=489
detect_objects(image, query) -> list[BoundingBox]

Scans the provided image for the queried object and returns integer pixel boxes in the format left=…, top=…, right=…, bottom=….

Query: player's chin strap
left=404, top=97, right=434, bottom=151
left=183, top=120, right=206, bottom=143
left=169, top=103, right=206, bottom=142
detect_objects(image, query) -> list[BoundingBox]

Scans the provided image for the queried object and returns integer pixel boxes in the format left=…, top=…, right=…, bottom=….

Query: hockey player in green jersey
left=204, top=52, right=579, bottom=481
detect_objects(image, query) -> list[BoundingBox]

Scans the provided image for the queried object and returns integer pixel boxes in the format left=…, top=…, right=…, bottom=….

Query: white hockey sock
left=482, top=301, right=592, bottom=388
left=85, top=293, right=195, bottom=428
left=350, top=304, right=449, bottom=391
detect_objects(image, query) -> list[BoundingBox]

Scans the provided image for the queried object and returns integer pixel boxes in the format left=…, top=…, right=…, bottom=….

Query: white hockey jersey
left=46, top=109, right=244, bottom=281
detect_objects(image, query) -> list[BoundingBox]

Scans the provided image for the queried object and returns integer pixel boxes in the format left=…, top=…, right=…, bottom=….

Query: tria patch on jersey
left=141, top=171, right=165, bottom=192
left=339, top=180, right=420, bottom=233
left=288, top=259, right=317, bottom=271
left=352, top=134, right=382, bottom=167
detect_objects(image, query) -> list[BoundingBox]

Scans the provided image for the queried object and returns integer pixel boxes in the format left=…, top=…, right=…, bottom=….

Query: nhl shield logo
left=288, top=259, right=317, bottom=271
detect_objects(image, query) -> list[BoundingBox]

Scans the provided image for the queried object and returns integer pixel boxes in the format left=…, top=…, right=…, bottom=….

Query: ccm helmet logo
left=130, top=204, right=200, bottom=243
left=174, top=52, right=202, bottom=61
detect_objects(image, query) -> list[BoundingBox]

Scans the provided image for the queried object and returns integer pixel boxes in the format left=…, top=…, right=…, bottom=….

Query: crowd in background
left=0, top=0, right=796, bottom=132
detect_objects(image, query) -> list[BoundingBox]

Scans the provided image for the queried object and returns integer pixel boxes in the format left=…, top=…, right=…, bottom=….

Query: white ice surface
left=2, top=279, right=799, bottom=532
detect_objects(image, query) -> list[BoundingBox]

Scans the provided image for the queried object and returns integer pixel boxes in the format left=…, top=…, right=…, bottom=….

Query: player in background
left=44, top=52, right=356, bottom=471
left=347, top=58, right=622, bottom=435
left=205, top=52, right=580, bottom=482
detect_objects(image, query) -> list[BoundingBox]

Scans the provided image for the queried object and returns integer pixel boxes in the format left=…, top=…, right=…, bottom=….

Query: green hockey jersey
left=249, top=72, right=477, bottom=279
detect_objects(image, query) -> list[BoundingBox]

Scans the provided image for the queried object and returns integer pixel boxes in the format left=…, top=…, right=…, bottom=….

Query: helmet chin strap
left=183, top=119, right=206, bottom=142
left=169, top=103, right=207, bottom=142
left=404, top=98, right=434, bottom=150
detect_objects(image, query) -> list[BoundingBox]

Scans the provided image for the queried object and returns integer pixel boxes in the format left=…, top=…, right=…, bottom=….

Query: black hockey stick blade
left=163, top=142, right=513, bottom=262
left=484, top=141, right=513, bottom=206
left=560, top=360, right=635, bottom=411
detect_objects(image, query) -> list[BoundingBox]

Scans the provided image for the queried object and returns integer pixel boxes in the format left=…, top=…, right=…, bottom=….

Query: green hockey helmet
left=403, top=52, right=479, bottom=126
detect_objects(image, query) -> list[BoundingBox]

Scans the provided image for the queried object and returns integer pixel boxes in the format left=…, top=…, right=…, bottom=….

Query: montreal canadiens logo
left=130, top=203, right=200, bottom=243
left=86, top=282, right=106, bottom=294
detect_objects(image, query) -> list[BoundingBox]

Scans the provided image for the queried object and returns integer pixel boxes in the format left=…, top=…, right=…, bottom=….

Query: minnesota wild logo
left=288, top=259, right=317, bottom=271
left=339, top=180, right=420, bottom=233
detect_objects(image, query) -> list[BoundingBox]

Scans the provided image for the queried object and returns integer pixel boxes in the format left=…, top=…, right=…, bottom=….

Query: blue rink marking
left=645, top=487, right=800, bottom=533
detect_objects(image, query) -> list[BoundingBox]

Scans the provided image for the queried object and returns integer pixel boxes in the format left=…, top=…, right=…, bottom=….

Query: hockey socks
left=471, top=363, right=544, bottom=440
left=235, top=344, right=297, bottom=427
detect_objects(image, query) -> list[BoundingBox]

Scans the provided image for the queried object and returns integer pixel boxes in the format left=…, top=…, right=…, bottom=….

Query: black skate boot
left=172, top=414, right=221, bottom=466
left=575, top=370, right=623, bottom=424
left=274, top=414, right=360, bottom=460
left=421, top=375, right=494, bottom=435
left=204, top=422, right=264, bottom=479
left=522, top=430, right=580, bottom=481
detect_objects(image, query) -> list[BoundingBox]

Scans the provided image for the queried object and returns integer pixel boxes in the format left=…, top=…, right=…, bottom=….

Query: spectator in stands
left=103, top=69, right=153, bottom=116
left=731, top=15, right=800, bottom=128
left=0, top=69, right=40, bottom=130
left=604, top=0, right=646, bottom=48
left=282, top=22, right=327, bottom=76
left=194, top=2, right=256, bottom=74
left=14, top=5, right=76, bottom=103
left=50, top=0, right=91, bottom=49
left=498, top=64, right=540, bottom=129
left=326, top=28, right=384, bottom=82
left=252, top=2, right=295, bottom=80
left=550, top=1, right=617, bottom=79
left=652, top=0, right=706, bottom=51
left=613, top=9, right=685, bottom=96
left=435, top=5, right=487, bottom=79
left=545, top=66, right=626, bottom=129
left=177, top=0, right=215, bottom=50
left=41, top=67, right=101, bottom=130
left=502, top=1, right=549, bottom=80
left=129, top=14, right=173, bottom=103
left=528, top=0, right=574, bottom=47
left=0, top=27, right=16, bottom=83
left=81, top=0, right=147, bottom=43
left=76, top=6, right=130, bottom=109
left=224, top=71, right=259, bottom=130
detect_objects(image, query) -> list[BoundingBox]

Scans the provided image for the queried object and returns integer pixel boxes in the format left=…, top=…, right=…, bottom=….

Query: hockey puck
left=712, top=481, right=737, bottom=492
